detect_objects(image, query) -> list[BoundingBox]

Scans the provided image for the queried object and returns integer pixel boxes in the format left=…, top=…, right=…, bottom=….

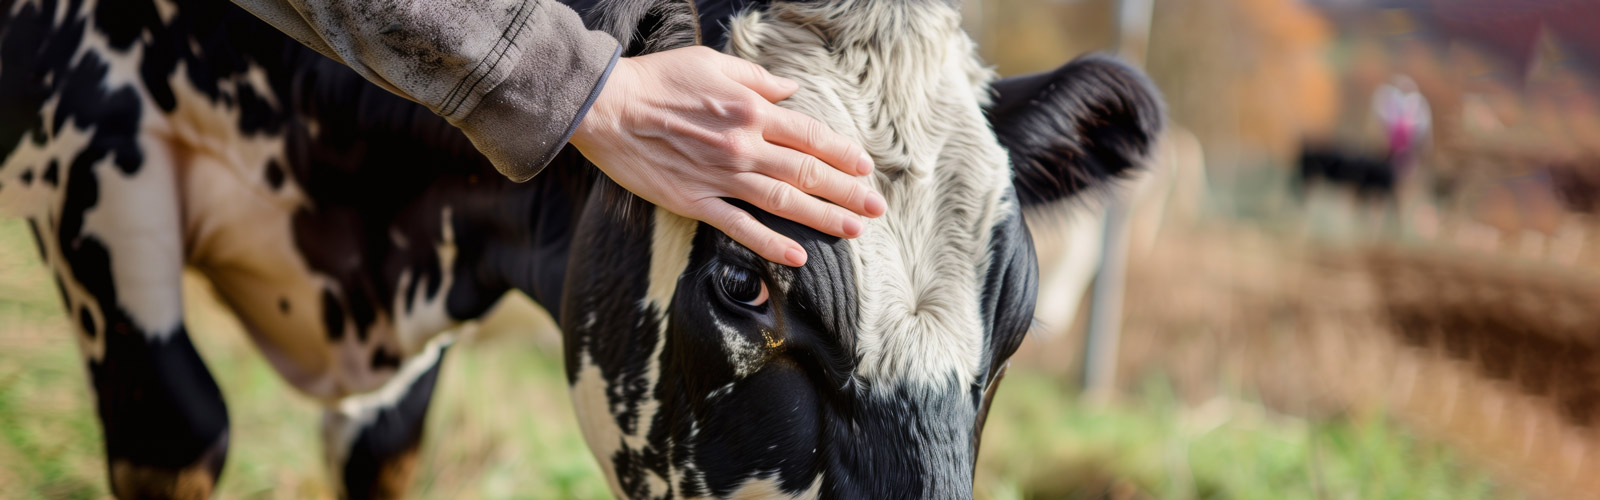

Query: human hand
left=570, top=46, right=886, bottom=267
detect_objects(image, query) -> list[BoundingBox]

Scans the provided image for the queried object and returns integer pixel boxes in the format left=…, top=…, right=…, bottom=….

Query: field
left=0, top=208, right=1526, bottom=500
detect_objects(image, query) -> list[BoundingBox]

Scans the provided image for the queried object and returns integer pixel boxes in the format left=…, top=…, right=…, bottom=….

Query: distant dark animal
left=0, top=0, right=1162, bottom=498
left=1294, top=144, right=1398, bottom=202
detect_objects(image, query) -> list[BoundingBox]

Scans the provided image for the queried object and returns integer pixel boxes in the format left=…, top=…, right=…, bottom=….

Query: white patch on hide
left=714, top=315, right=762, bottom=378
left=571, top=352, right=626, bottom=496
left=724, top=473, right=822, bottom=500
left=645, top=209, right=697, bottom=313
left=577, top=208, right=698, bottom=499
left=151, top=0, right=177, bottom=25
left=72, top=17, right=145, bottom=92
left=1, top=120, right=111, bottom=362
left=154, top=57, right=365, bottom=399
left=392, top=206, right=458, bottom=354
left=80, top=133, right=186, bottom=340
left=322, top=334, right=451, bottom=491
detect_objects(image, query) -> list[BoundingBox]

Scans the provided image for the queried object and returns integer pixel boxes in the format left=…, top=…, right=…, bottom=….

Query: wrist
left=573, top=57, right=636, bottom=151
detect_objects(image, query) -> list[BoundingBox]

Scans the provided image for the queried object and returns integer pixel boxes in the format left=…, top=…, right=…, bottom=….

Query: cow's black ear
left=566, top=0, right=700, bottom=55
left=988, top=55, right=1164, bottom=209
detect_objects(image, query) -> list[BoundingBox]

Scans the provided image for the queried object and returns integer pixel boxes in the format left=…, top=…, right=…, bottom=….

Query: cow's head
left=554, top=0, right=1161, bottom=497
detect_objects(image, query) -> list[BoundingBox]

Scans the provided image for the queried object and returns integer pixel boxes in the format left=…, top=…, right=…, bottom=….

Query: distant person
left=1291, top=77, right=1435, bottom=238
left=1372, top=75, right=1434, bottom=237
left=1372, top=75, right=1432, bottom=177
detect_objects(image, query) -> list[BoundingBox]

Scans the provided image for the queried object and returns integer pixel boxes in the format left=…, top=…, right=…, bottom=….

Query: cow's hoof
left=109, top=434, right=227, bottom=500
left=109, top=461, right=217, bottom=500
left=368, top=447, right=421, bottom=500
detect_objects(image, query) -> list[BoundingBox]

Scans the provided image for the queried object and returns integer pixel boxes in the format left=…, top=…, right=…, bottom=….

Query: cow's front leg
left=27, top=140, right=229, bottom=498
left=96, top=325, right=230, bottom=500
left=322, top=339, right=449, bottom=500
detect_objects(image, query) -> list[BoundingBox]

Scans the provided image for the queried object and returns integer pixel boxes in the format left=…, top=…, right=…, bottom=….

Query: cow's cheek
left=688, top=358, right=824, bottom=496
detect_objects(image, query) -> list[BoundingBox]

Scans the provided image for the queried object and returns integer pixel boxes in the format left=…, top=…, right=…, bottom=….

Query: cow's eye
left=717, top=266, right=768, bottom=307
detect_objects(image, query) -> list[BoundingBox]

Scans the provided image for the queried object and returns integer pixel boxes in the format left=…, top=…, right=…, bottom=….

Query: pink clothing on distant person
left=1373, top=77, right=1431, bottom=175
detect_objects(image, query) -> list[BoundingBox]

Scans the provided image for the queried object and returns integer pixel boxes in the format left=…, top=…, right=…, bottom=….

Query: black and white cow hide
left=0, top=0, right=1162, bottom=498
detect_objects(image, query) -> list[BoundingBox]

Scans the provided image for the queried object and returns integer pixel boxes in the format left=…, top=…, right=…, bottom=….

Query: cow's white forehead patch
left=727, top=1, right=1011, bottom=392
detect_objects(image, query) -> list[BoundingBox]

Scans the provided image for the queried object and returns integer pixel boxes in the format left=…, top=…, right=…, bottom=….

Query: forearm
left=233, top=0, right=621, bottom=180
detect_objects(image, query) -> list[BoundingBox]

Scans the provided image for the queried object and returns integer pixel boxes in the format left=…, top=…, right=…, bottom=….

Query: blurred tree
left=1147, top=0, right=1339, bottom=169
left=970, top=0, right=1118, bottom=76
left=969, top=0, right=1338, bottom=170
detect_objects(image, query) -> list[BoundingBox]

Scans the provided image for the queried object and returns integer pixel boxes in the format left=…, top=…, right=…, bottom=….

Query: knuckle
left=732, top=211, right=762, bottom=238
left=802, top=118, right=828, bottom=146
left=744, top=100, right=769, bottom=126
left=813, top=122, right=853, bottom=162
left=767, top=235, right=788, bottom=253
left=844, top=180, right=863, bottom=204
left=734, top=209, right=759, bottom=227
left=715, top=134, right=754, bottom=164
left=732, top=98, right=765, bottom=127
left=818, top=205, right=840, bottom=228
left=840, top=141, right=863, bottom=163
left=765, top=183, right=792, bottom=212
left=708, top=203, right=740, bottom=227
left=799, top=158, right=825, bottom=190
left=714, top=98, right=762, bottom=128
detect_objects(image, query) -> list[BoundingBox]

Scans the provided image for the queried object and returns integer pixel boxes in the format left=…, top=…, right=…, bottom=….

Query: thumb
left=718, top=55, right=798, bottom=103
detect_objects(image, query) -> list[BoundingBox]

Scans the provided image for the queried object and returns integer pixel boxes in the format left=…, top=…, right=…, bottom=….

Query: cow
left=1294, top=143, right=1398, bottom=202
left=0, top=0, right=1163, bottom=498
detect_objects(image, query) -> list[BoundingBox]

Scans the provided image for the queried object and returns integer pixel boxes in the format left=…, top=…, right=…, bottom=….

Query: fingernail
left=780, top=77, right=799, bottom=91
left=785, top=248, right=808, bottom=267
left=865, top=192, right=887, bottom=217
left=843, top=217, right=863, bottom=237
left=857, top=152, right=874, bottom=175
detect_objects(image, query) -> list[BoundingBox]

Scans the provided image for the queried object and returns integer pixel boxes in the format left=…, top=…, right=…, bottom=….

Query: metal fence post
left=1081, top=0, right=1153, bottom=398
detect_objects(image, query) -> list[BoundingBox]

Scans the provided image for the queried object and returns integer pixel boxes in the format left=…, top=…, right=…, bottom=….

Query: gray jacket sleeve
left=232, top=0, right=622, bottom=181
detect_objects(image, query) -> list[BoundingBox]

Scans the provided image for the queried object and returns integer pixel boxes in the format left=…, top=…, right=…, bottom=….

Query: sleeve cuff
left=562, top=45, right=621, bottom=154
left=456, top=16, right=621, bottom=182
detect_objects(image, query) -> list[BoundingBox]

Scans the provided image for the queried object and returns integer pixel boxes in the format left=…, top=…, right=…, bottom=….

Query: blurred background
left=4, top=0, right=1600, bottom=498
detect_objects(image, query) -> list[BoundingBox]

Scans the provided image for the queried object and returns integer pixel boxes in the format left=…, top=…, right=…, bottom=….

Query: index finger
left=763, top=106, right=874, bottom=176
left=714, top=52, right=799, bottom=104
left=693, top=198, right=808, bottom=267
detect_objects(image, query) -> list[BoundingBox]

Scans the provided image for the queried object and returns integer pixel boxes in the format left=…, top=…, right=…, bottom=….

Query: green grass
left=974, top=374, right=1512, bottom=500
left=0, top=218, right=1515, bottom=499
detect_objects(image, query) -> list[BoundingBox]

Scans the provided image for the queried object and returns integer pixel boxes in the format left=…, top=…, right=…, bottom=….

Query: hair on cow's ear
left=987, top=54, right=1164, bottom=209
left=569, top=0, right=700, bottom=55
